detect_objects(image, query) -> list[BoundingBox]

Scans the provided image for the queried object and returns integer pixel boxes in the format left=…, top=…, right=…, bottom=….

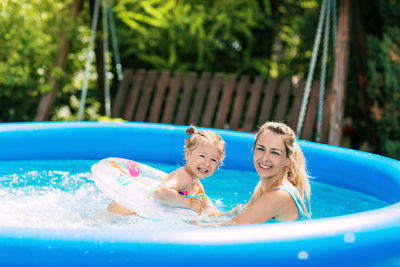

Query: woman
left=198, top=121, right=311, bottom=225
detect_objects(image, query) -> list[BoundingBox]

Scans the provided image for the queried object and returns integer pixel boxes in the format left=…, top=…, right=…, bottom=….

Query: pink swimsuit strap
left=180, top=189, right=189, bottom=196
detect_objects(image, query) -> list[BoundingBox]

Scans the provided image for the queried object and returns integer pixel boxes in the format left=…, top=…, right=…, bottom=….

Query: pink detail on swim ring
left=127, top=160, right=140, bottom=177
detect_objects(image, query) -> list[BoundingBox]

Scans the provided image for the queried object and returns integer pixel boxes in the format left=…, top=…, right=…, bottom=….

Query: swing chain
left=316, top=0, right=331, bottom=142
left=78, top=0, right=100, bottom=121
left=78, top=0, right=122, bottom=120
left=296, top=0, right=337, bottom=141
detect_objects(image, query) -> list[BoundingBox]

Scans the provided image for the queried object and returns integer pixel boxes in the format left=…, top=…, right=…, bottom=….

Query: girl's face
left=253, top=129, right=290, bottom=180
left=185, top=142, right=221, bottom=179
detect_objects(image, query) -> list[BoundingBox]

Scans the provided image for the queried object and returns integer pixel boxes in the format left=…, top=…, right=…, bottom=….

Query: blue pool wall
left=0, top=121, right=399, bottom=266
left=2, top=121, right=400, bottom=203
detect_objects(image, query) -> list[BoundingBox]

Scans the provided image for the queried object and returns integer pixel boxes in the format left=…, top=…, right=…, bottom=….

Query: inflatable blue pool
left=0, top=122, right=399, bottom=266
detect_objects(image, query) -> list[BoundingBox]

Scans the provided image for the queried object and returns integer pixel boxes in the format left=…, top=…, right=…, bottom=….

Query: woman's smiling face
left=253, top=129, right=289, bottom=180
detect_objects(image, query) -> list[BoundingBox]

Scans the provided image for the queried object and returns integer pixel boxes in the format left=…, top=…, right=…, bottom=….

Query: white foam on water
left=0, top=160, right=389, bottom=230
left=0, top=170, right=229, bottom=230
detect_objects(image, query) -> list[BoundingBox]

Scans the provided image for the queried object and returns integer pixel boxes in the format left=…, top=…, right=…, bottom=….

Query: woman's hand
left=223, top=204, right=245, bottom=216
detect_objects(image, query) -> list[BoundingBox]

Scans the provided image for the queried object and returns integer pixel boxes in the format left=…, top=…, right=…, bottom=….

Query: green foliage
left=379, top=0, right=400, bottom=27
left=367, top=27, right=400, bottom=159
left=114, top=0, right=312, bottom=76
left=0, top=0, right=60, bottom=121
left=344, top=0, right=400, bottom=159
left=2, top=0, right=398, bottom=161
left=0, top=0, right=318, bottom=123
left=0, top=0, right=90, bottom=122
left=114, top=0, right=267, bottom=74
left=271, top=6, right=327, bottom=79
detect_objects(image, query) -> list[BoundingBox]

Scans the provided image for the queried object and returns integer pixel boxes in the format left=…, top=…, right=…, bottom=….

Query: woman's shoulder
left=257, top=188, right=289, bottom=205
left=272, top=181, right=309, bottom=221
left=274, top=180, right=299, bottom=194
left=271, top=183, right=301, bottom=202
left=257, top=183, right=298, bottom=207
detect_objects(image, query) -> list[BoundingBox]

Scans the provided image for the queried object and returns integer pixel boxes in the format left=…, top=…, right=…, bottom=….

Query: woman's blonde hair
left=184, top=125, right=225, bottom=164
left=252, top=121, right=311, bottom=215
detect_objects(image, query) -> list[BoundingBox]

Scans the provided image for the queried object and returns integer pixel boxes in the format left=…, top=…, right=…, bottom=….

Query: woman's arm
left=196, top=191, right=284, bottom=226
left=217, top=192, right=255, bottom=216
left=192, top=193, right=280, bottom=226
left=195, top=188, right=299, bottom=226
left=231, top=190, right=284, bottom=224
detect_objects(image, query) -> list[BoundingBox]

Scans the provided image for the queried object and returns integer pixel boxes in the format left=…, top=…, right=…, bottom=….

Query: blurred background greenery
left=0, top=0, right=399, bottom=159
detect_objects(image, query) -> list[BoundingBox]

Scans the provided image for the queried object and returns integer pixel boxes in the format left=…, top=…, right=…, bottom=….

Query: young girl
left=197, top=121, right=311, bottom=225
left=108, top=125, right=225, bottom=217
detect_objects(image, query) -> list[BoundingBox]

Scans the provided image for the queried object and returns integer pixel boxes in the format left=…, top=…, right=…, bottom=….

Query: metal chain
left=107, top=0, right=123, bottom=82
left=102, top=0, right=111, bottom=117
left=78, top=0, right=122, bottom=120
left=316, top=0, right=331, bottom=142
left=78, top=0, right=100, bottom=120
left=296, top=0, right=327, bottom=138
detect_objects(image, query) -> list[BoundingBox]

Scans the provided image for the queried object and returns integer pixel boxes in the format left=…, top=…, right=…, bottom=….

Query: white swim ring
left=91, top=157, right=201, bottom=220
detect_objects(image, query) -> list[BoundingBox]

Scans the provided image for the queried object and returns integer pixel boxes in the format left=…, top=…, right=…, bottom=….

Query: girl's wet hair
left=184, top=125, right=225, bottom=163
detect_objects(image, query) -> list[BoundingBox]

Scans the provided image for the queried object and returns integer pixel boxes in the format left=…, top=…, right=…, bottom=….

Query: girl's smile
left=186, top=142, right=221, bottom=179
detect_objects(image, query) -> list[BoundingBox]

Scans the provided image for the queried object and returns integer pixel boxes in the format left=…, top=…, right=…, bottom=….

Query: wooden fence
left=112, top=69, right=333, bottom=143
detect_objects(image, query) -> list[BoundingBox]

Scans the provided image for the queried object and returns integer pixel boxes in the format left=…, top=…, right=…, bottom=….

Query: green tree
left=366, top=28, right=400, bottom=159
left=2, top=0, right=399, bottom=160
left=346, top=0, right=400, bottom=159
left=113, top=0, right=314, bottom=76
left=0, top=0, right=90, bottom=122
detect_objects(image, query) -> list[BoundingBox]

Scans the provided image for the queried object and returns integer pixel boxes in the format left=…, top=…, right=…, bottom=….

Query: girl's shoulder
left=167, top=167, right=193, bottom=183
left=160, top=167, right=193, bottom=192
left=168, top=166, right=185, bottom=177
left=194, top=180, right=205, bottom=194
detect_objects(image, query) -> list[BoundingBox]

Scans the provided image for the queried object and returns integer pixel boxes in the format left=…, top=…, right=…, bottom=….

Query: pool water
left=0, top=159, right=388, bottom=230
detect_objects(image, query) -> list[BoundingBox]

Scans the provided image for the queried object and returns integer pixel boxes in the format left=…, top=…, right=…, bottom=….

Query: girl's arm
left=153, top=169, right=203, bottom=214
left=196, top=181, right=220, bottom=216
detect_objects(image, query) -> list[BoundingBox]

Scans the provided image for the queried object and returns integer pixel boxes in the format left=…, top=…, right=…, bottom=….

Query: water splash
left=0, top=159, right=388, bottom=230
